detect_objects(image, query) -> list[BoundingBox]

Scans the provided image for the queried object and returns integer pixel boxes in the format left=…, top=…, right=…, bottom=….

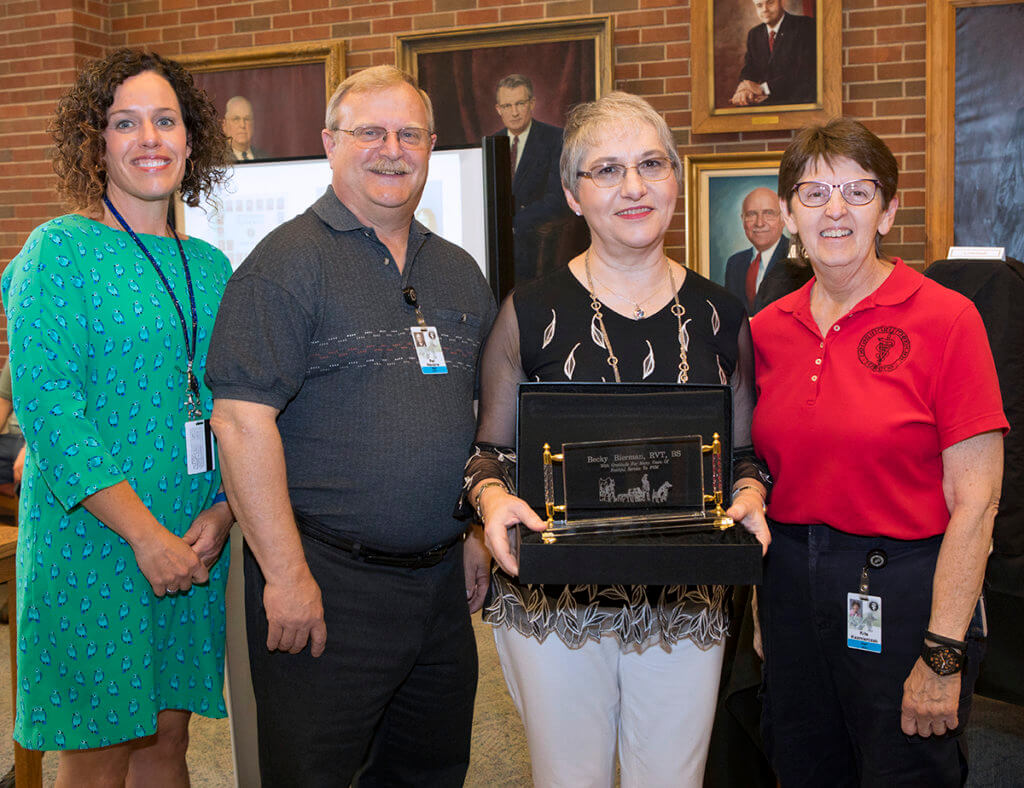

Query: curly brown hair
left=50, top=48, right=230, bottom=211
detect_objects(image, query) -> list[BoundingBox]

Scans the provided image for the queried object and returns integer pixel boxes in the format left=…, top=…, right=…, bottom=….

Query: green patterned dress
left=2, top=214, right=231, bottom=750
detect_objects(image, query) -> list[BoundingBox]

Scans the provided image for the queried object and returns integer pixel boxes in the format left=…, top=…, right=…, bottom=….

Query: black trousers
left=0, top=432, right=24, bottom=487
left=244, top=533, right=478, bottom=787
left=759, top=522, right=984, bottom=788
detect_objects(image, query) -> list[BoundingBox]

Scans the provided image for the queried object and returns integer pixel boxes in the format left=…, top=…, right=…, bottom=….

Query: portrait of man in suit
left=223, top=95, right=266, bottom=162
left=730, top=0, right=817, bottom=107
left=494, top=74, right=586, bottom=283
left=725, top=187, right=811, bottom=314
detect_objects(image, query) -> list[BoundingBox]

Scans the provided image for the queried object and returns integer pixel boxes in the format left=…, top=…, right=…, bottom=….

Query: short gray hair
left=495, top=74, right=533, bottom=102
left=560, top=92, right=681, bottom=199
left=324, top=65, right=434, bottom=132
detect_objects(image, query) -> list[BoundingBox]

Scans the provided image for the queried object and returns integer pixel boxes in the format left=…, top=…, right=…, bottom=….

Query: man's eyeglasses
left=334, top=126, right=433, bottom=150
left=793, top=179, right=882, bottom=208
left=497, top=100, right=532, bottom=112
left=743, top=209, right=780, bottom=223
left=577, top=157, right=674, bottom=188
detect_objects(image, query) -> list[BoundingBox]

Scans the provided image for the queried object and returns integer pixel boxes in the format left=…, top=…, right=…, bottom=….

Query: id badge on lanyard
left=103, top=196, right=215, bottom=474
left=403, top=285, right=448, bottom=375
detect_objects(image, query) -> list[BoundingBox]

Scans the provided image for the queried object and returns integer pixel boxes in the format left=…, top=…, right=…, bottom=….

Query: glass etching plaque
left=562, top=436, right=704, bottom=513
left=541, top=433, right=732, bottom=539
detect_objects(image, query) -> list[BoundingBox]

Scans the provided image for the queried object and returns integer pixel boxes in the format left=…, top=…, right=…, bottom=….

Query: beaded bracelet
left=731, top=484, right=765, bottom=501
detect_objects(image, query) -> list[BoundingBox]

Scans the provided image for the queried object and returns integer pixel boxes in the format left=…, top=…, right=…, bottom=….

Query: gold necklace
left=584, top=249, right=689, bottom=383
left=588, top=269, right=667, bottom=320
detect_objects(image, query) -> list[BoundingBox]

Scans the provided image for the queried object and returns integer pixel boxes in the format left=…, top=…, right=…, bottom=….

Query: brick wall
left=0, top=0, right=929, bottom=344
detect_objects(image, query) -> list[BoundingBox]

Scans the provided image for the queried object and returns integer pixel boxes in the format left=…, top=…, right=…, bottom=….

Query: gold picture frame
left=396, top=16, right=613, bottom=148
left=177, top=41, right=345, bottom=100
left=684, top=151, right=785, bottom=287
left=177, top=41, right=345, bottom=160
left=690, top=0, right=840, bottom=135
left=924, top=0, right=1022, bottom=265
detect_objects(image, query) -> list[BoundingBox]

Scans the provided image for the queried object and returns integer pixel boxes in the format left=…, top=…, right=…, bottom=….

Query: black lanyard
left=103, top=196, right=202, bottom=418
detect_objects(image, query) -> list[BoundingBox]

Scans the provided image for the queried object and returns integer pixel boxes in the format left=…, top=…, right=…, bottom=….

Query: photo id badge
left=410, top=326, right=447, bottom=375
left=847, top=592, right=882, bottom=653
left=185, top=419, right=216, bottom=475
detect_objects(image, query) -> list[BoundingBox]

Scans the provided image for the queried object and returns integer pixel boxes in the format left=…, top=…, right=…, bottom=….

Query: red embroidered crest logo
left=858, top=326, right=910, bottom=372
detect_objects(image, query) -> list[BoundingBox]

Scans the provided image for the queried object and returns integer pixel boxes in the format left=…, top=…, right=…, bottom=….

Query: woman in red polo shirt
left=751, top=118, right=1007, bottom=786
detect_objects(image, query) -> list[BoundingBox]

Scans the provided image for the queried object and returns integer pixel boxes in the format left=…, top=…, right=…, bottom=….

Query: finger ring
left=166, top=587, right=177, bottom=593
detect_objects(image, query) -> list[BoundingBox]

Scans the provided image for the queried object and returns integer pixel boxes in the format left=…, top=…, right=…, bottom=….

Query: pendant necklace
left=584, top=248, right=690, bottom=383
left=588, top=269, right=666, bottom=320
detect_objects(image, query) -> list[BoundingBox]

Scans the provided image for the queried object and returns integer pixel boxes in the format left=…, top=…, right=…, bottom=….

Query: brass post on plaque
left=542, top=443, right=566, bottom=542
left=701, top=433, right=733, bottom=530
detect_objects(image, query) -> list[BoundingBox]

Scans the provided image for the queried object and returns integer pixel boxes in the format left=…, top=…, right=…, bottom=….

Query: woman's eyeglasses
left=577, top=157, right=674, bottom=188
left=793, top=179, right=882, bottom=207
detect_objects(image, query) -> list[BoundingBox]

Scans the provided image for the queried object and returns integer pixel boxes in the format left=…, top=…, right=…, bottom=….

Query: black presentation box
left=513, top=382, right=763, bottom=586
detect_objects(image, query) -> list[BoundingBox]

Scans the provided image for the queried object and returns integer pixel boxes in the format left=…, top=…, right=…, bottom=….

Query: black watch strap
left=924, top=629, right=968, bottom=650
left=921, top=636, right=967, bottom=676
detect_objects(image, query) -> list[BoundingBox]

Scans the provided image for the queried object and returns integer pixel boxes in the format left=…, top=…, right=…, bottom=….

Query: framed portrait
left=396, top=16, right=613, bottom=149
left=177, top=41, right=345, bottom=162
left=684, top=152, right=786, bottom=288
left=691, top=0, right=841, bottom=135
left=925, top=0, right=1024, bottom=264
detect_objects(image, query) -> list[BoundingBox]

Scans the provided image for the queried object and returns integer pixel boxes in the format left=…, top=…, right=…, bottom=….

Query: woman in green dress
left=2, top=49, right=233, bottom=785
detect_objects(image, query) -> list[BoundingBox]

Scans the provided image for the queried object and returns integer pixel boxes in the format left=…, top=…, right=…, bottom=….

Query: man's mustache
left=369, top=159, right=412, bottom=175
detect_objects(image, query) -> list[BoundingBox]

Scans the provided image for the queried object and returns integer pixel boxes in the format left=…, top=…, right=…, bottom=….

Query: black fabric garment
left=760, top=522, right=982, bottom=787
left=244, top=538, right=477, bottom=787
left=925, top=256, right=1024, bottom=705
left=496, top=121, right=588, bottom=284
left=738, top=12, right=817, bottom=105
left=460, top=263, right=762, bottom=647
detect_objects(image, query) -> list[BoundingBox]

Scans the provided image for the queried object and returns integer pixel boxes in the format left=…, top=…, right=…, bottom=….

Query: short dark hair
left=778, top=118, right=899, bottom=209
left=495, top=74, right=534, bottom=102
left=50, top=47, right=230, bottom=211
left=778, top=118, right=899, bottom=259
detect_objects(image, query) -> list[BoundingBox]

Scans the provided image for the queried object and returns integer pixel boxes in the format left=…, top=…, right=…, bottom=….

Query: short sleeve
left=205, top=271, right=316, bottom=410
left=3, top=225, right=124, bottom=510
left=934, top=302, right=1009, bottom=450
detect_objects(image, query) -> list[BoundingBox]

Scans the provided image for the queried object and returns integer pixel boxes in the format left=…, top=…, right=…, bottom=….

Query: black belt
left=293, top=511, right=460, bottom=569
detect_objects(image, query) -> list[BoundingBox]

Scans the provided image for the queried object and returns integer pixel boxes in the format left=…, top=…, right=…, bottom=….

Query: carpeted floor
left=0, top=602, right=1021, bottom=787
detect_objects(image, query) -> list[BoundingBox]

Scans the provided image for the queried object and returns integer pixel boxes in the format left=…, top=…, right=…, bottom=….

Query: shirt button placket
left=808, top=336, right=828, bottom=401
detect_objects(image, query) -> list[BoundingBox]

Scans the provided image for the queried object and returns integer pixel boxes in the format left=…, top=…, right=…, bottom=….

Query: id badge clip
left=847, top=549, right=886, bottom=654
left=403, top=287, right=449, bottom=375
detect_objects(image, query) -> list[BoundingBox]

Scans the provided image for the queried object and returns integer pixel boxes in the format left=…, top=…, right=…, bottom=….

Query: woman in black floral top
left=461, top=92, right=770, bottom=787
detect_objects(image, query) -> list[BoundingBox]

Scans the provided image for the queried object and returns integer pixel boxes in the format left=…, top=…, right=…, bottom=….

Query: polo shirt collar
left=863, top=258, right=920, bottom=306
left=776, top=257, right=918, bottom=317
left=311, top=186, right=433, bottom=240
